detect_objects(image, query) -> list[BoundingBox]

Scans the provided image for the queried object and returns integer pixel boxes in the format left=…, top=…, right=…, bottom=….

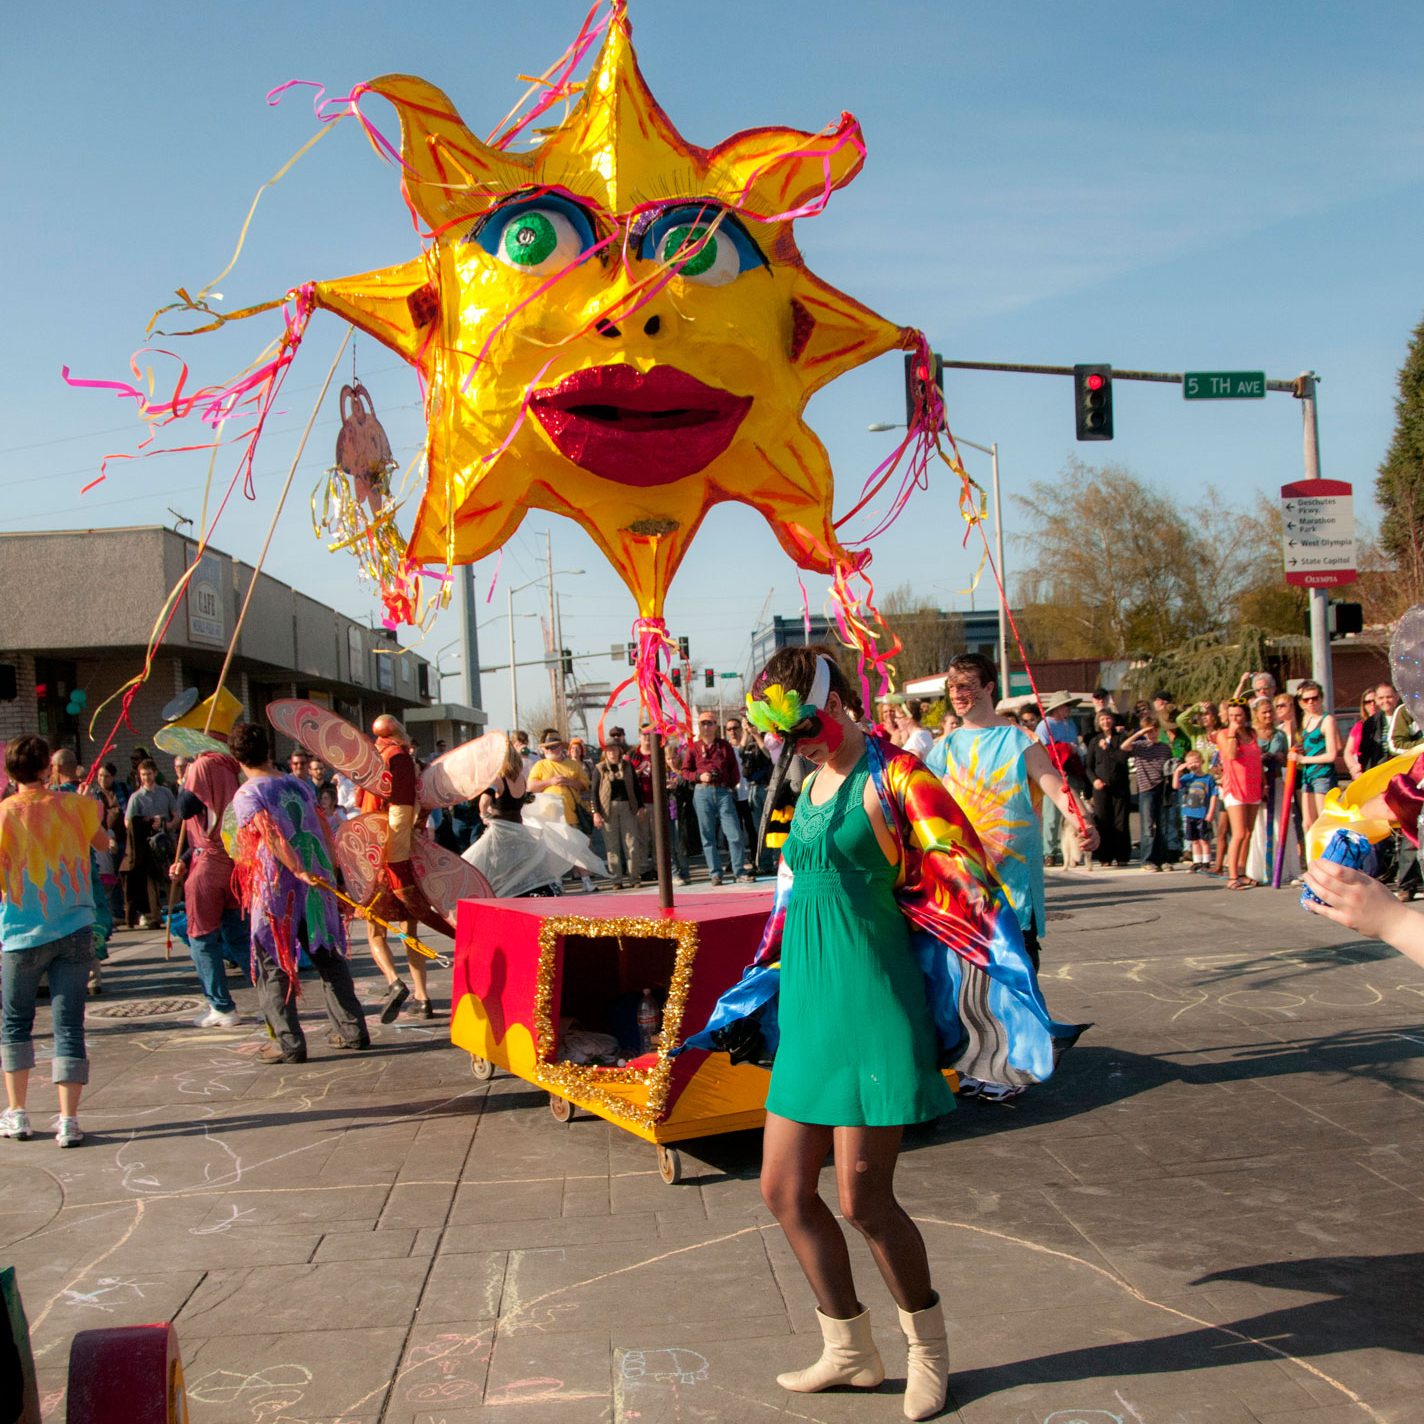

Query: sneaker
left=709, top=876, right=724, bottom=887
left=1, top=1108, right=33, bottom=1141
left=673, top=876, right=691, bottom=887
left=379, top=980, right=411, bottom=1024
left=194, top=1007, right=242, bottom=1028
left=735, top=873, right=756, bottom=884
left=55, top=1117, right=84, bottom=1148
left=402, top=998, right=435, bottom=1020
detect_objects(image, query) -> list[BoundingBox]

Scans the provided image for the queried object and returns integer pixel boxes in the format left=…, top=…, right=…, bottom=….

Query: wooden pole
left=165, top=330, right=351, bottom=956
left=649, top=732, right=675, bottom=911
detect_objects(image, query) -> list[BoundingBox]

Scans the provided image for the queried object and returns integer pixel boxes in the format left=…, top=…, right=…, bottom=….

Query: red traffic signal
left=1073, top=364, right=1113, bottom=441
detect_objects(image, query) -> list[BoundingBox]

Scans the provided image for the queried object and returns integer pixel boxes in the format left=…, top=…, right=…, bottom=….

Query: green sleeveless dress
left=765, top=752, right=955, bottom=1127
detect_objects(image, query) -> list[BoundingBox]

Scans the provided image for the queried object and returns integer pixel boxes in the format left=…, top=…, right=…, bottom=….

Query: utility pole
left=545, top=532, right=563, bottom=732
left=506, top=583, right=519, bottom=733
left=460, top=565, right=482, bottom=712
left=1297, top=372, right=1334, bottom=706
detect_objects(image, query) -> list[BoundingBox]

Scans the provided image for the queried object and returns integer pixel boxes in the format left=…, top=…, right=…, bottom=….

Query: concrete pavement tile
left=380, top=1325, right=495, bottom=1420
left=944, top=1299, right=1321, bottom=1418
left=1042, top=1131, right=1183, bottom=1184
left=498, top=1229, right=782, bottom=1335
left=22, top=1268, right=206, bottom=1367
left=314, top=1226, right=418, bottom=1260
left=416, top=1250, right=507, bottom=1322
left=379, top=1180, right=458, bottom=1230
left=1254, top=1401, right=1420, bottom=1423
left=182, top=1326, right=408, bottom=1423
left=176, top=1257, right=430, bottom=1335
left=439, top=1213, right=660, bottom=1253
left=561, top=1173, right=611, bottom=1216
left=484, top=1327, right=611, bottom=1411
left=451, top=1177, right=565, bottom=1223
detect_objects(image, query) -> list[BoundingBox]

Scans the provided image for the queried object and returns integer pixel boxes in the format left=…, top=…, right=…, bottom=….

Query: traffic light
left=670, top=667, right=682, bottom=688
left=626, top=642, right=637, bottom=666
left=560, top=648, right=573, bottom=676
left=1329, top=602, right=1364, bottom=638
left=677, top=635, right=690, bottom=659
left=704, top=668, right=716, bottom=689
left=903, top=350, right=944, bottom=428
left=1073, top=364, right=1113, bottom=441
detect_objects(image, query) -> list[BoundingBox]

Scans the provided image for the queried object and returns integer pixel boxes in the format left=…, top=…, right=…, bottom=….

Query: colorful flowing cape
left=678, top=735, right=1085, bottom=1085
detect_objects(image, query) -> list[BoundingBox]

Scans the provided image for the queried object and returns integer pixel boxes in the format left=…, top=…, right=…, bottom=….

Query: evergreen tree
left=1377, top=315, right=1424, bottom=601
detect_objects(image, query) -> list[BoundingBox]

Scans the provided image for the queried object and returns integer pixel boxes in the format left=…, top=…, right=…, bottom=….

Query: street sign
left=1183, top=371, right=1266, bottom=400
left=719, top=672, right=739, bottom=679
left=1281, top=478, right=1355, bottom=588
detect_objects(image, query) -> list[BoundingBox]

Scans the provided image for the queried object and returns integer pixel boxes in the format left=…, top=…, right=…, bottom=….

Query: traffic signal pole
left=1297, top=372, right=1334, bottom=706
left=933, top=357, right=1332, bottom=702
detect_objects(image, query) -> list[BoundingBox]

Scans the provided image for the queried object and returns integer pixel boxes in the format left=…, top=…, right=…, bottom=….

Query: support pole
left=507, top=583, right=519, bottom=733
left=990, top=441, right=1009, bottom=699
left=1298, top=372, right=1335, bottom=707
left=649, top=733, right=675, bottom=911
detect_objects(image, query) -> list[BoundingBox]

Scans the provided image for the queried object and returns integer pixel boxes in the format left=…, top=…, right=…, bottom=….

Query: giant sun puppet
left=79, top=0, right=950, bottom=729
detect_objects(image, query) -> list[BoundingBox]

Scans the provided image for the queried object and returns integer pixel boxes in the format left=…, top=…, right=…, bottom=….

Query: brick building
left=0, top=527, right=439, bottom=775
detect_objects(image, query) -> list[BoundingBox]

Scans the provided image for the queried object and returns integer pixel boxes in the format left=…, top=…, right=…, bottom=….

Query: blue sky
left=5, top=1, right=1422, bottom=729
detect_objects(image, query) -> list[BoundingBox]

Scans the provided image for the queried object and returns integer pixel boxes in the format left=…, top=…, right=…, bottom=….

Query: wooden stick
left=165, top=331, right=352, bottom=957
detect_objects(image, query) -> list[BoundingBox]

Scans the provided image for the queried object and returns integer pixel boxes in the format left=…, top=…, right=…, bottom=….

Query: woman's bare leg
left=761, top=1113, right=859, bottom=1318
left=834, top=1124, right=934, bottom=1313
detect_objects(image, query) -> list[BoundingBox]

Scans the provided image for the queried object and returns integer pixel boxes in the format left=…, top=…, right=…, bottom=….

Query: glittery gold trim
left=532, top=914, right=699, bottom=1131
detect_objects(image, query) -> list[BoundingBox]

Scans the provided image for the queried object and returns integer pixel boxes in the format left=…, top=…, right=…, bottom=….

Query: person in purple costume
left=229, top=722, right=368, bottom=1063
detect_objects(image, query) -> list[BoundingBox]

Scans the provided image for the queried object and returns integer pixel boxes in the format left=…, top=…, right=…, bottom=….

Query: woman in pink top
left=1214, top=699, right=1263, bottom=889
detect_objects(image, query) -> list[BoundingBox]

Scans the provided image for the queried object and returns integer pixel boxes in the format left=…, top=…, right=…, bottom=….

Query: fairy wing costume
left=679, top=733, right=1085, bottom=1088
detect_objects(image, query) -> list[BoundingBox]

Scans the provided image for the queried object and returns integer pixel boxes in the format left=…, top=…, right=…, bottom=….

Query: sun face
left=310, top=5, right=912, bottom=617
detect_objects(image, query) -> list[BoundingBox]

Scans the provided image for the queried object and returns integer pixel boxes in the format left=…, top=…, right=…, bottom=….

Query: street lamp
left=506, top=569, right=585, bottom=731
left=866, top=423, right=1009, bottom=698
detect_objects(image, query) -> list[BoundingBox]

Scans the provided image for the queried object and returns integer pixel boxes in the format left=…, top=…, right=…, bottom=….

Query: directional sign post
left=1281, top=478, right=1355, bottom=588
left=1183, top=371, right=1266, bottom=400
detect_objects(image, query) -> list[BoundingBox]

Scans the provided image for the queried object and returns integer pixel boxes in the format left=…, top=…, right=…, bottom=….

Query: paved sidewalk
left=5, top=872, right=1424, bottom=1422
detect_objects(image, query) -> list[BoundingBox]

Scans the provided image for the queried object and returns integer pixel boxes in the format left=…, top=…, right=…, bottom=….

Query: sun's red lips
left=529, top=364, right=751, bottom=487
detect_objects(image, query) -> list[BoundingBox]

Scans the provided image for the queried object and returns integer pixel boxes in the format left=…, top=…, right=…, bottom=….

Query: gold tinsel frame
left=531, top=914, right=700, bottom=1130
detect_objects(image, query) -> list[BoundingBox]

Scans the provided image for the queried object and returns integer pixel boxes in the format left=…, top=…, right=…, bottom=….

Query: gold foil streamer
left=532, top=914, right=699, bottom=1131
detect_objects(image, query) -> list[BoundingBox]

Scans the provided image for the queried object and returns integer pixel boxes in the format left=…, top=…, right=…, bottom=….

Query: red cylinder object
left=67, top=1323, right=187, bottom=1424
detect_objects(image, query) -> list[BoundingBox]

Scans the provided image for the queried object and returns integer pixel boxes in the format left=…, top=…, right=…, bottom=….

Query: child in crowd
left=1174, top=749, right=1218, bottom=870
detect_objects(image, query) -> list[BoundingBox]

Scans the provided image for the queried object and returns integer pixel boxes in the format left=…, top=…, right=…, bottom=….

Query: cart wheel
left=549, top=1093, right=574, bottom=1123
left=657, top=1145, right=683, bottom=1185
left=469, top=1055, right=495, bottom=1081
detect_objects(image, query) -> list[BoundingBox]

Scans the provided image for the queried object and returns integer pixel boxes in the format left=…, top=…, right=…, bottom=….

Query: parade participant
left=684, top=647, right=1081, bottom=1419
left=48, top=748, right=113, bottom=994
left=681, top=712, right=751, bottom=884
left=528, top=729, right=598, bottom=892
left=927, top=655, right=1098, bottom=967
left=229, top=721, right=368, bottom=1061
left=353, top=714, right=448, bottom=1022
left=464, top=741, right=574, bottom=897
left=121, top=758, right=178, bottom=929
left=173, top=741, right=250, bottom=1029
left=1, top=735, right=113, bottom=1147
left=591, top=739, right=642, bottom=888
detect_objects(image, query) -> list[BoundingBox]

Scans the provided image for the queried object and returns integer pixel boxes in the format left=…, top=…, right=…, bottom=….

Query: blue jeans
left=2, top=928, right=94, bottom=1083
left=1162, top=783, right=1182, bottom=855
left=693, top=785, right=746, bottom=881
left=1137, top=786, right=1168, bottom=867
left=190, top=908, right=251, bottom=1012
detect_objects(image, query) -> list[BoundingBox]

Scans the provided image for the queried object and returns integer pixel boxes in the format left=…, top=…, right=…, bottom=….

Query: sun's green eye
left=502, top=213, right=558, bottom=267
left=660, top=224, right=717, bottom=276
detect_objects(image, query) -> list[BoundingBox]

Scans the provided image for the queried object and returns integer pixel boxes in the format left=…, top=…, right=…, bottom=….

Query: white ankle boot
left=776, top=1305, right=884, bottom=1393
left=897, top=1292, right=948, bottom=1420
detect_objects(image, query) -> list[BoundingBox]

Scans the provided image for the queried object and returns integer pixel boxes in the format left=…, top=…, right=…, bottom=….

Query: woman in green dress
left=752, top=646, right=951, bottom=1419
left=683, top=646, right=1083, bottom=1418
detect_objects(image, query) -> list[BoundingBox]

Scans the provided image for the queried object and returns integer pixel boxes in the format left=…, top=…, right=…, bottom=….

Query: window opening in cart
left=553, top=931, right=678, bottom=1068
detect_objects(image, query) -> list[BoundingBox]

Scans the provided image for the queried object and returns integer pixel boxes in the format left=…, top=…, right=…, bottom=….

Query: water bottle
left=637, top=988, right=660, bottom=1054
